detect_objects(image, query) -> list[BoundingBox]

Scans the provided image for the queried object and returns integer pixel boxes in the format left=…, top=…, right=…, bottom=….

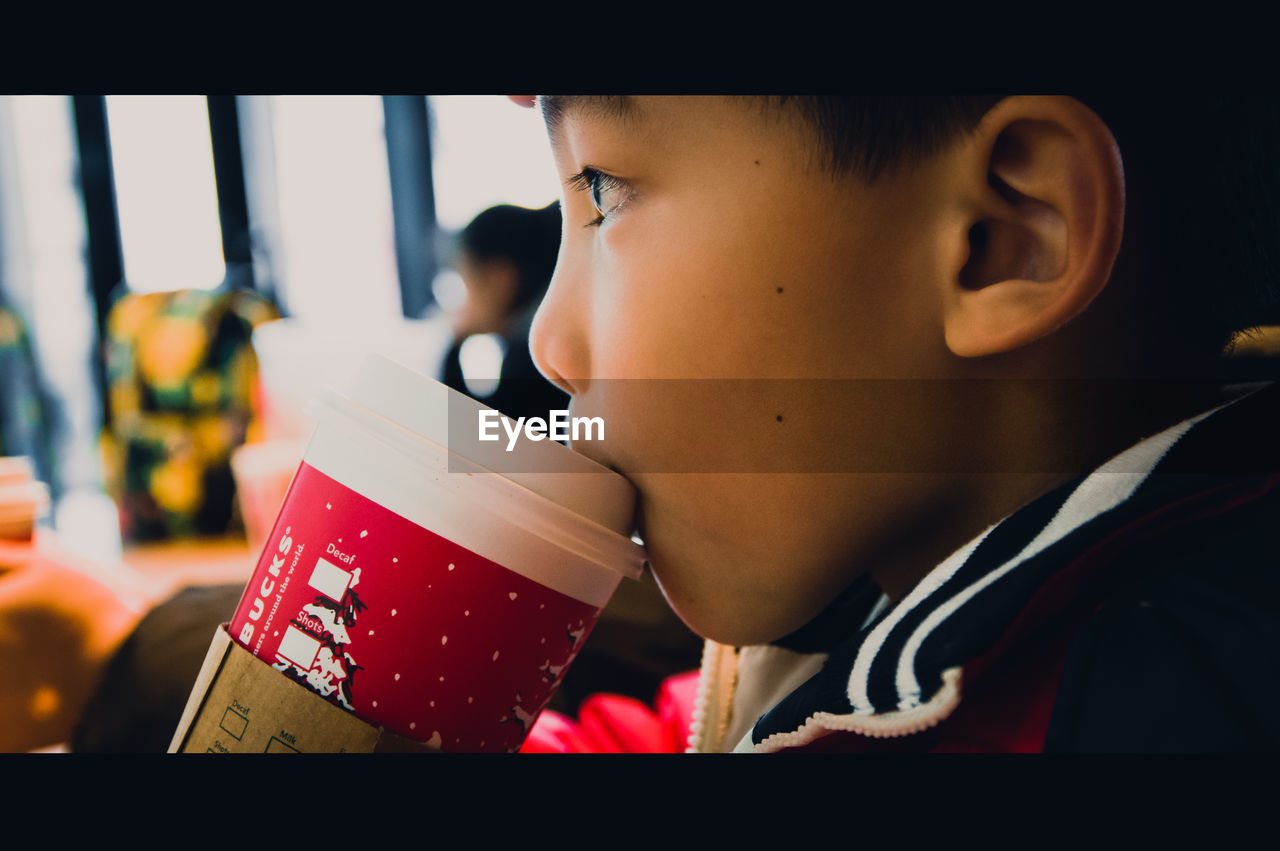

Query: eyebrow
left=540, top=95, right=637, bottom=135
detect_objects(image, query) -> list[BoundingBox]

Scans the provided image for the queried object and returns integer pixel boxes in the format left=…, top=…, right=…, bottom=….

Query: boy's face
left=530, top=96, right=963, bottom=645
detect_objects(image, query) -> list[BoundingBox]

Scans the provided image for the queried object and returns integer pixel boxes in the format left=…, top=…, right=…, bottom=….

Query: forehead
left=539, top=95, right=638, bottom=133
left=539, top=95, right=652, bottom=158
left=538, top=96, right=818, bottom=163
left=539, top=95, right=812, bottom=169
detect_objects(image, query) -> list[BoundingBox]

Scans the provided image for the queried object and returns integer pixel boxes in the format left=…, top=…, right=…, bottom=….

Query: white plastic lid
left=327, top=355, right=637, bottom=540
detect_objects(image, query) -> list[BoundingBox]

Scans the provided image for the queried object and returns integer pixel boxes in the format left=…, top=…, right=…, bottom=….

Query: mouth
left=591, top=458, right=646, bottom=546
left=556, top=400, right=645, bottom=541
left=595, top=460, right=645, bottom=545
left=560, top=438, right=646, bottom=543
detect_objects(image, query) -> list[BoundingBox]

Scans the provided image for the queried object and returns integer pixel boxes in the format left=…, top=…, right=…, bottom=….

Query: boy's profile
left=515, top=94, right=1280, bottom=751
left=3, top=94, right=1277, bottom=753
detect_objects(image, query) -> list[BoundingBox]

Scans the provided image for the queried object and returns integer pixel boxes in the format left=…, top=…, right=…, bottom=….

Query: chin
left=685, top=616, right=789, bottom=649
left=647, top=567, right=796, bottom=648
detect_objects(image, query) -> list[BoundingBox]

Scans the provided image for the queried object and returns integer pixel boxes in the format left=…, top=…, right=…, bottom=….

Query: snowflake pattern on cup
left=231, top=463, right=602, bottom=753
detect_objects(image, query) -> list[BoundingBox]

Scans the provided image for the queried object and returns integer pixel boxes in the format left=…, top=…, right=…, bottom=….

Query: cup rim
left=306, top=387, right=645, bottom=582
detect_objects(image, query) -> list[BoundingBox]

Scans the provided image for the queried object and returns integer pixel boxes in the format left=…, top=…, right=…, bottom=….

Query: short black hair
left=776, top=95, right=1280, bottom=374
left=773, top=96, right=1003, bottom=179
left=457, top=202, right=563, bottom=313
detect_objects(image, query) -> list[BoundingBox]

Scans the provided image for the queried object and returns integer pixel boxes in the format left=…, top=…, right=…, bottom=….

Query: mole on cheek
left=776, top=287, right=784, bottom=294
left=776, top=415, right=784, bottom=423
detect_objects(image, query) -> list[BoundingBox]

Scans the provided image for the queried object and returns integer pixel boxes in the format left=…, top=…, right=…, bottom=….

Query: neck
left=865, top=376, right=1223, bottom=602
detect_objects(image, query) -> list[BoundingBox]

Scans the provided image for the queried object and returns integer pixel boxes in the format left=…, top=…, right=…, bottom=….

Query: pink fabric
left=520, top=670, right=701, bottom=753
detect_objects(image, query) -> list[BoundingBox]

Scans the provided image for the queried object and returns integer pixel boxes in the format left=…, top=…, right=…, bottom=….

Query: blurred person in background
left=438, top=201, right=571, bottom=419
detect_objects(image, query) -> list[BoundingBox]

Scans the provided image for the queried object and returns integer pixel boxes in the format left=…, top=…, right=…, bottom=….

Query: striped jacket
left=682, top=381, right=1280, bottom=753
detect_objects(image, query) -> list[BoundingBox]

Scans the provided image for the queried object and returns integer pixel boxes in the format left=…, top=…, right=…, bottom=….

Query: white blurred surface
left=51, top=489, right=123, bottom=565
left=252, top=315, right=454, bottom=443
left=429, top=96, right=560, bottom=232
left=105, top=95, right=226, bottom=293
left=268, top=96, right=402, bottom=329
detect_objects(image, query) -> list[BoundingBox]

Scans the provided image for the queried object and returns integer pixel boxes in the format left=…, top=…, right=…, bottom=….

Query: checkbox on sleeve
left=308, top=557, right=352, bottom=601
left=219, top=706, right=248, bottom=740
left=276, top=625, right=321, bottom=670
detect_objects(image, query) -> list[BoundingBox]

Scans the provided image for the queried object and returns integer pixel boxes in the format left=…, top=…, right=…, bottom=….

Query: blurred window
left=105, top=95, right=226, bottom=293
left=253, top=95, right=402, bottom=328
left=428, top=96, right=560, bottom=233
left=0, top=94, right=563, bottom=486
left=0, top=96, right=121, bottom=559
left=0, top=97, right=100, bottom=491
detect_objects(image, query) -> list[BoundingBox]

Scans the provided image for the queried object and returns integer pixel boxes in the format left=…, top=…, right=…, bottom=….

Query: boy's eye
left=568, top=168, right=630, bottom=227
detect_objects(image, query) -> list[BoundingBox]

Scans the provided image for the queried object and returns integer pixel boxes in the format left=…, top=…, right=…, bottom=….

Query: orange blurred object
left=0, top=457, right=48, bottom=542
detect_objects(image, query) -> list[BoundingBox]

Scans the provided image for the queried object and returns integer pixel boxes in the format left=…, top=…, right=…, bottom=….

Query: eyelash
left=567, top=167, right=629, bottom=228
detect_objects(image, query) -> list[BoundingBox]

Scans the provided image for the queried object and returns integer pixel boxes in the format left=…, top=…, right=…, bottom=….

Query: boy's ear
left=943, top=96, right=1125, bottom=358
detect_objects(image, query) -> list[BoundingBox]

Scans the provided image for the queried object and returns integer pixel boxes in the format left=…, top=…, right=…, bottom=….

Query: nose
left=529, top=247, right=592, bottom=397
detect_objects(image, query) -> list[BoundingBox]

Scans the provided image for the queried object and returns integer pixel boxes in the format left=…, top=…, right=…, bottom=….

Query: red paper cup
left=229, top=356, right=645, bottom=753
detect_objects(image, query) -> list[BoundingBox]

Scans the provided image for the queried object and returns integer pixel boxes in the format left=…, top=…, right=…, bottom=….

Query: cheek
left=590, top=211, right=728, bottom=378
left=632, top=472, right=885, bottom=645
left=592, top=209, right=810, bottom=380
left=594, top=191, right=922, bottom=384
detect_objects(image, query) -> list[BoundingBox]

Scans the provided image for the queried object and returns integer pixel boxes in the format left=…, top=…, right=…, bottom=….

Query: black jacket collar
left=750, top=381, right=1280, bottom=748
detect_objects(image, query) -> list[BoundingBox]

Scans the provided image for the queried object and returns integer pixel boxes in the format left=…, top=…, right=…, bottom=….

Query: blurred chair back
left=101, top=288, right=278, bottom=543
